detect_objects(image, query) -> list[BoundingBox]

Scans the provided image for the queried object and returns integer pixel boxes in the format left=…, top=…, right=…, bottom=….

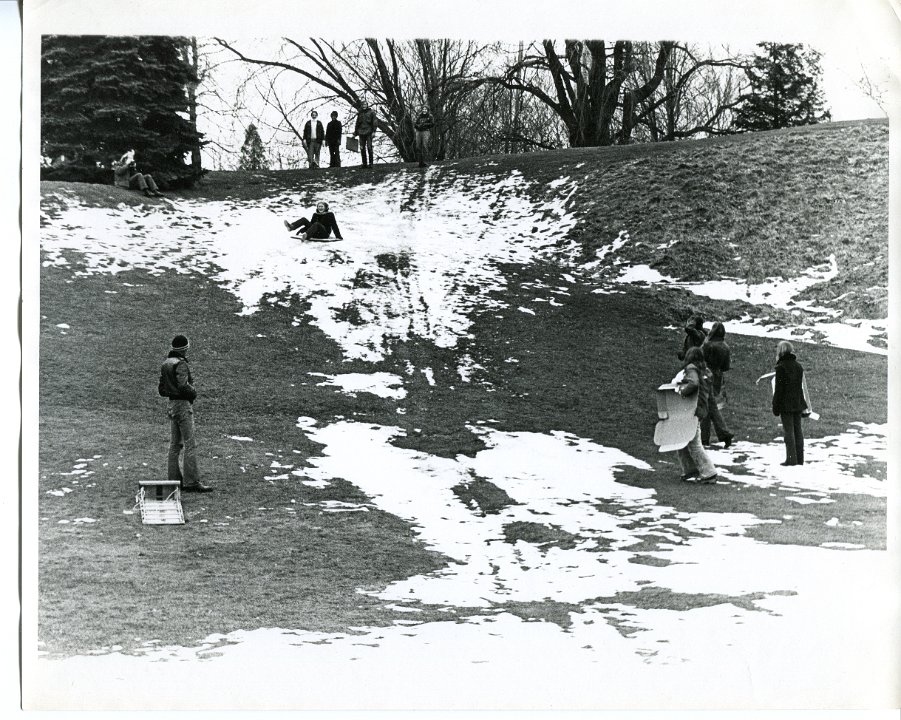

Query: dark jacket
left=772, top=353, right=807, bottom=416
left=354, top=108, right=377, bottom=136
left=325, top=119, right=342, bottom=144
left=678, top=320, right=707, bottom=360
left=702, top=322, right=731, bottom=395
left=678, top=362, right=712, bottom=420
left=303, top=120, right=325, bottom=144
left=309, top=211, right=343, bottom=240
left=414, top=111, right=435, bottom=132
left=158, top=350, right=197, bottom=402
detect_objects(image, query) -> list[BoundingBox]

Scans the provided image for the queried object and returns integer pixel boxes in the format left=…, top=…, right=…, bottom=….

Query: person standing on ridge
left=701, top=321, right=735, bottom=448
left=325, top=111, right=342, bottom=168
left=413, top=107, right=435, bottom=168
left=303, top=110, right=325, bottom=169
left=353, top=101, right=377, bottom=167
left=158, top=335, right=212, bottom=492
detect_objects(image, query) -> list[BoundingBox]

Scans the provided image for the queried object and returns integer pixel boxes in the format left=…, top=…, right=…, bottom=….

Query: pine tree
left=238, top=124, right=268, bottom=170
left=732, top=43, right=831, bottom=132
left=41, top=35, right=205, bottom=188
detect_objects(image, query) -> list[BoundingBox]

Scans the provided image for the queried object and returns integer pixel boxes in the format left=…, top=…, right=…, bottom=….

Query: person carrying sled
left=284, top=201, right=343, bottom=241
left=674, top=347, right=719, bottom=484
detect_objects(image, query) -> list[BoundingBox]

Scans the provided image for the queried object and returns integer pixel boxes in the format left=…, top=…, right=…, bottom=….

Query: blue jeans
left=167, top=399, right=199, bottom=486
left=359, top=133, right=373, bottom=166
left=780, top=412, right=804, bottom=465
left=677, top=424, right=717, bottom=479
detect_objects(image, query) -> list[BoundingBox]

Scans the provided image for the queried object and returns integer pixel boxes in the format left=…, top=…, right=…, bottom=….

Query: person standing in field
left=353, top=101, right=377, bottom=167
left=158, top=335, right=212, bottom=492
left=700, top=321, right=735, bottom=448
left=675, top=347, right=719, bottom=484
left=283, top=201, right=343, bottom=241
left=677, top=315, right=707, bottom=360
left=326, top=111, right=342, bottom=168
left=772, top=340, right=807, bottom=466
left=303, top=110, right=325, bottom=169
left=413, top=107, right=435, bottom=168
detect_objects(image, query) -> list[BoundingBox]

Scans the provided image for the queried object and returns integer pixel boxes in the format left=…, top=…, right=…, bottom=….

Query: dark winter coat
left=702, top=322, right=731, bottom=395
left=308, top=211, right=343, bottom=240
left=678, top=321, right=707, bottom=360
left=303, top=120, right=325, bottom=144
left=325, top=119, right=342, bottom=144
left=158, top=350, right=197, bottom=402
left=678, top=362, right=712, bottom=420
left=354, top=108, right=377, bottom=136
left=772, top=353, right=807, bottom=416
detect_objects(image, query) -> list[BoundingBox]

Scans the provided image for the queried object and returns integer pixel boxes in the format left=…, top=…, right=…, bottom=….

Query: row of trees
left=217, top=39, right=831, bottom=167
left=40, top=36, right=832, bottom=181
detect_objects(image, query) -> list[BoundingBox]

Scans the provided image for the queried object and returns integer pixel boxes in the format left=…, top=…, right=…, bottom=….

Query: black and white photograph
left=14, top=0, right=901, bottom=715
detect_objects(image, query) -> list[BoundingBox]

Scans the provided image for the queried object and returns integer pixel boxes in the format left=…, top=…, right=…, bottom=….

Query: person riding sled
left=284, top=201, right=343, bottom=241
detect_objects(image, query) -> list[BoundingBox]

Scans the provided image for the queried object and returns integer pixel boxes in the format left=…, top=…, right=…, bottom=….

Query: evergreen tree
left=41, top=35, right=205, bottom=188
left=238, top=124, right=268, bottom=170
left=732, top=43, right=831, bottom=132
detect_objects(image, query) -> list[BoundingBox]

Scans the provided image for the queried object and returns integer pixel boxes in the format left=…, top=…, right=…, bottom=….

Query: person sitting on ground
left=112, top=150, right=163, bottom=198
left=677, top=315, right=707, bottom=360
left=674, top=346, right=719, bottom=484
left=700, top=321, right=735, bottom=448
left=772, top=340, right=807, bottom=466
left=284, top=201, right=343, bottom=241
left=413, top=107, right=435, bottom=168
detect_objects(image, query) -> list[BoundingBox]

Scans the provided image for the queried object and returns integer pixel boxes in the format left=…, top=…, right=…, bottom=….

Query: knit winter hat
left=171, top=334, right=190, bottom=351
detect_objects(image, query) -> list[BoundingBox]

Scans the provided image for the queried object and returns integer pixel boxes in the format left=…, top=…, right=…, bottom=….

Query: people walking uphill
left=353, top=101, right=377, bottom=167
left=284, top=201, right=343, bottom=241
left=701, top=321, right=735, bottom=448
left=325, top=111, right=342, bottom=168
left=772, top=340, right=807, bottom=466
left=303, top=111, right=325, bottom=169
left=113, top=150, right=163, bottom=198
left=674, top=347, right=719, bottom=484
left=413, top=107, right=435, bottom=168
left=158, top=335, right=212, bottom=493
left=677, top=315, right=707, bottom=360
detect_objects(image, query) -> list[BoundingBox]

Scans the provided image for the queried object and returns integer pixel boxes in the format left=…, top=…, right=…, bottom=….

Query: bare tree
left=212, top=37, right=496, bottom=162
left=632, top=43, right=749, bottom=141
left=488, top=40, right=677, bottom=147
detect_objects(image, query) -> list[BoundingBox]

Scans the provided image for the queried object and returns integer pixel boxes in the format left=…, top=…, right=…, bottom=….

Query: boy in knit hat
left=158, top=335, right=212, bottom=492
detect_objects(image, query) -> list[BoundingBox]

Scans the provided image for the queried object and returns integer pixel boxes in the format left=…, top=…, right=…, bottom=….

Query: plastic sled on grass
left=136, top=480, right=185, bottom=525
left=653, top=383, right=699, bottom=452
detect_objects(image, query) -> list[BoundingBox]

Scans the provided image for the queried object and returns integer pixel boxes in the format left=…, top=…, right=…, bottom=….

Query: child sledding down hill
left=674, top=346, right=719, bottom=484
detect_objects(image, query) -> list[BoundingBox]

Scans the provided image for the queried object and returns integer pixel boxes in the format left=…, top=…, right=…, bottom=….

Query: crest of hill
left=42, top=119, right=889, bottom=319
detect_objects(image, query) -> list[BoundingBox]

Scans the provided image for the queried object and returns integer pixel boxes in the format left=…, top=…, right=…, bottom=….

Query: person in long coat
left=772, top=340, right=807, bottom=465
left=700, top=321, right=735, bottom=448
left=675, top=347, right=719, bottom=484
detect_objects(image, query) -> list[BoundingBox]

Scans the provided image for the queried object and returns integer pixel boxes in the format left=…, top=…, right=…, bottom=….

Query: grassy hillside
left=36, top=120, right=888, bottom=656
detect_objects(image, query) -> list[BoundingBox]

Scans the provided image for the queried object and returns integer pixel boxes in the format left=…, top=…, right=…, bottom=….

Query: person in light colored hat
left=158, top=334, right=212, bottom=492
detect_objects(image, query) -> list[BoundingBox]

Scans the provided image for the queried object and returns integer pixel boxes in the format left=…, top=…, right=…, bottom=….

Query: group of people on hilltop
left=299, top=102, right=435, bottom=170
left=669, top=315, right=810, bottom=486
